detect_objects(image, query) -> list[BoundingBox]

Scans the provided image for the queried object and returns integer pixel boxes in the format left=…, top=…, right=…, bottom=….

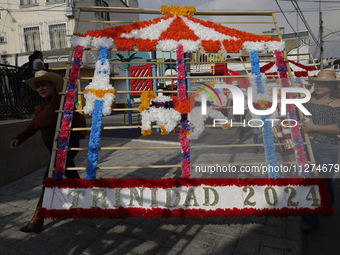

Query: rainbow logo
left=197, top=83, right=222, bottom=106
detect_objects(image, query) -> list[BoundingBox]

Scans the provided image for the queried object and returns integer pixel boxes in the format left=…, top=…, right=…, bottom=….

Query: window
left=300, top=38, right=307, bottom=45
left=23, top=26, right=42, bottom=52
left=95, top=0, right=109, bottom=21
left=0, top=33, right=5, bottom=43
left=20, top=0, right=38, bottom=6
left=48, top=23, right=67, bottom=50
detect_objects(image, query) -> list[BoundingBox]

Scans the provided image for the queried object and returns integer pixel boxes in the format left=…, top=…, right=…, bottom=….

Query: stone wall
left=0, top=120, right=50, bottom=187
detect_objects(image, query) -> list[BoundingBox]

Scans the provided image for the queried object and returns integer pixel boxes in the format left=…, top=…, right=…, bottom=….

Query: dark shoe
left=19, top=193, right=44, bottom=233
left=301, top=224, right=315, bottom=233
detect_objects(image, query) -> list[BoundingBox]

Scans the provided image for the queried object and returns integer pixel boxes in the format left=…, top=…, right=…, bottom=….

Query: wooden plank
left=76, top=6, right=274, bottom=16
left=57, top=160, right=315, bottom=171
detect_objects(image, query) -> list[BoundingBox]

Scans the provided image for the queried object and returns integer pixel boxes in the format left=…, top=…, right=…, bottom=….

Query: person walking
left=9, top=70, right=84, bottom=232
left=301, top=69, right=340, bottom=232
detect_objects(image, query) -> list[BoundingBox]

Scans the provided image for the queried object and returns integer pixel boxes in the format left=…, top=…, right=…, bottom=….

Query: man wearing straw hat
left=9, top=71, right=83, bottom=232
left=301, top=69, right=340, bottom=232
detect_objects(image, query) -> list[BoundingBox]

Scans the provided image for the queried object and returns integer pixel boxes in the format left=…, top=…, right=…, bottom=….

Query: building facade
left=0, top=0, right=139, bottom=68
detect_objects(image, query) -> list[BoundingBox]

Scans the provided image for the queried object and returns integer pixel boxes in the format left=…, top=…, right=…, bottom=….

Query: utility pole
left=319, top=0, right=324, bottom=70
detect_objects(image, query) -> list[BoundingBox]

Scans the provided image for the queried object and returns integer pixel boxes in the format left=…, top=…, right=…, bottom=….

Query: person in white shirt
left=28, top=51, right=44, bottom=71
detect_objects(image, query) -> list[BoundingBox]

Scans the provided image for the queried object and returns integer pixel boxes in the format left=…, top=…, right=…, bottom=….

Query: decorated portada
left=41, top=5, right=331, bottom=220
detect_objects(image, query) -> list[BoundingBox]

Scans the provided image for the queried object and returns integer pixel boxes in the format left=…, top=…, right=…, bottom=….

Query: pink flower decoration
left=181, top=159, right=191, bottom=179
left=66, top=89, right=76, bottom=98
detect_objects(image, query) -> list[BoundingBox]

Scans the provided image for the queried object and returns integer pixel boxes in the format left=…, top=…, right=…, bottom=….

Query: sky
left=138, top=0, right=340, bottom=59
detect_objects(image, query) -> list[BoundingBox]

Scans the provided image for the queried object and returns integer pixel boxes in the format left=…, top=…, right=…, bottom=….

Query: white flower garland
left=71, top=35, right=91, bottom=48
left=140, top=95, right=181, bottom=134
left=82, top=38, right=116, bottom=116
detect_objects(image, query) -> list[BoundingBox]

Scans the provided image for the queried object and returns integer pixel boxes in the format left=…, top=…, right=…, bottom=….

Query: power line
left=279, top=0, right=340, bottom=3
left=291, top=0, right=320, bottom=47
left=274, top=0, right=305, bottom=41
left=0, top=3, right=65, bottom=12
left=323, top=30, right=340, bottom=38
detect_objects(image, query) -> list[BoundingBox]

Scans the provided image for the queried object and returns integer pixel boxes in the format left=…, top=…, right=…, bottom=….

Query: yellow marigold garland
left=142, top=129, right=152, bottom=136
left=160, top=5, right=196, bottom=16
left=222, top=123, right=231, bottom=130
left=205, top=81, right=216, bottom=87
left=138, top=91, right=157, bottom=112
left=185, top=130, right=192, bottom=136
left=160, top=125, right=168, bottom=135
left=83, top=88, right=116, bottom=98
left=258, top=99, right=269, bottom=110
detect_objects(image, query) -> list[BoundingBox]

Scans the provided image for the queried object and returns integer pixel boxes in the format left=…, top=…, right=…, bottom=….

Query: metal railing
left=0, top=63, right=43, bottom=119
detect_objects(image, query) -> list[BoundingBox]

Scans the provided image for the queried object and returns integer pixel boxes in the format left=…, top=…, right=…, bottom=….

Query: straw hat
left=25, top=71, right=64, bottom=92
left=308, top=69, right=340, bottom=84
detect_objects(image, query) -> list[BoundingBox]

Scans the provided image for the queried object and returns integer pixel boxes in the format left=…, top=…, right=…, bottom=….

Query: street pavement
left=0, top=113, right=340, bottom=255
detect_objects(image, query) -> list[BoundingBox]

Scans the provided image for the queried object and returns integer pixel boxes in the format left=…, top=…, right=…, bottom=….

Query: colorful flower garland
left=53, top=45, right=84, bottom=180
left=250, top=50, right=279, bottom=179
left=274, top=50, right=309, bottom=178
left=177, top=44, right=191, bottom=179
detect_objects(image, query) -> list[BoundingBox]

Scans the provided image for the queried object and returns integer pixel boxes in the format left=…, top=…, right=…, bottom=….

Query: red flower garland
left=261, top=60, right=319, bottom=78
left=135, top=39, right=158, bottom=51
left=201, top=40, right=222, bottom=52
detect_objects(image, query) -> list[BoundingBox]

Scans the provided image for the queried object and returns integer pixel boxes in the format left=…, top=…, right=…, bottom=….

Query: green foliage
left=109, top=52, right=142, bottom=69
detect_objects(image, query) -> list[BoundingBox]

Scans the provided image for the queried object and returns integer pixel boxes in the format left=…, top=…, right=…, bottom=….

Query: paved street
left=1, top=113, right=340, bottom=254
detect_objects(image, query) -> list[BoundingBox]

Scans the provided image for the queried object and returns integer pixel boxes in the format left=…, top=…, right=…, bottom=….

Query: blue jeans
left=301, top=140, right=338, bottom=226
